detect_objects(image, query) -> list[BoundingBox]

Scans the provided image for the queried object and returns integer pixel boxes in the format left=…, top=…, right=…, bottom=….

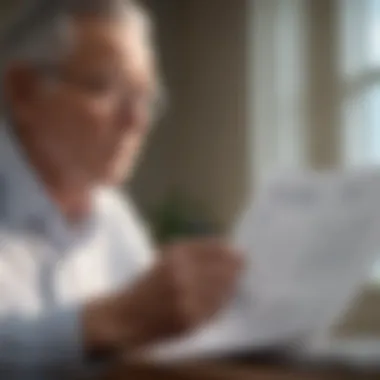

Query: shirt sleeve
left=0, top=189, right=154, bottom=377
left=0, top=235, right=110, bottom=377
left=0, top=303, right=109, bottom=377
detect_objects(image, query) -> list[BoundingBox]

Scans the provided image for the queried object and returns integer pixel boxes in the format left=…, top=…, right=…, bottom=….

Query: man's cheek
left=81, top=101, right=113, bottom=126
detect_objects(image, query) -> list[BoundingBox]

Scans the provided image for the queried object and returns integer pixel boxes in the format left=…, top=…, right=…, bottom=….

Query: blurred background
left=2, top=0, right=380, bottom=352
left=131, top=0, right=380, bottom=243
left=136, top=0, right=380, bottom=344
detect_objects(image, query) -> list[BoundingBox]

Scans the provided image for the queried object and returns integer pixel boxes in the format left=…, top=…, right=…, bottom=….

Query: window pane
left=342, top=84, right=380, bottom=280
left=342, top=84, right=380, bottom=165
left=340, top=2, right=380, bottom=283
left=368, top=0, right=380, bottom=68
left=340, top=0, right=380, bottom=76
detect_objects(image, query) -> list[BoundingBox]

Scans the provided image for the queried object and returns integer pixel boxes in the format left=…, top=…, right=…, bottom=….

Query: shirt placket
left=24, top=215, right=62, bottom=309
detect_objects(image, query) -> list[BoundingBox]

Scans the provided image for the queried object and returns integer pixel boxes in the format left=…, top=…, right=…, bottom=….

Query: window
left=340, top=0, right=380, bottom=165
left=340, top=0, right=380, bottom=282
left=249, top=0, right=308, bottom=187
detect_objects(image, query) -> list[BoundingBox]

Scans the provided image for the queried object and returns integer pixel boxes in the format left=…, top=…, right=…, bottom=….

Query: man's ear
left=3, top=62, right=42, bottom=118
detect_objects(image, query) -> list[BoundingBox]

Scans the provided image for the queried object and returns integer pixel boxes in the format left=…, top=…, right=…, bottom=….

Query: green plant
left=149, top=192, right=218, bottom=244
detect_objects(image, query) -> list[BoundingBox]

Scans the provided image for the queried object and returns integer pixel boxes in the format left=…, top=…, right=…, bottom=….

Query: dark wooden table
left=100, top=351, right=380, bottom=380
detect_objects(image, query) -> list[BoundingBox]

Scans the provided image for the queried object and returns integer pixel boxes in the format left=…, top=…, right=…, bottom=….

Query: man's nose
left=116, top=101, right=147, bottom=132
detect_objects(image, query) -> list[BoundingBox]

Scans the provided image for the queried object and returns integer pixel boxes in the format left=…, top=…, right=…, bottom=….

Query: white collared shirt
left=0, top=123, right=155, bottom=379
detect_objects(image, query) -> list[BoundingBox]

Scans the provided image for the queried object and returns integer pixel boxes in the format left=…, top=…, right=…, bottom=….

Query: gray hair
left=0, top=0, right=166, bottom=118
left=0, top=0, right=153, bottom=66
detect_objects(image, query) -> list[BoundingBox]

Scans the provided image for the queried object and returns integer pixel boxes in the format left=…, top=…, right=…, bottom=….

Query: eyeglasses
left=34, top=62, right=168, bottom=121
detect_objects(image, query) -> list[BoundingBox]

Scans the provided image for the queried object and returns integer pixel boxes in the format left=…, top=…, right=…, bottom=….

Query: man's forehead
left=67, top=16, right=154, bottom=72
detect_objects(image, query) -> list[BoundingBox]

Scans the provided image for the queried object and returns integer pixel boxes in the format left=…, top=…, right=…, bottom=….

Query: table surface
left=100, top=352, right=380, bottom=380
left=102, top=362, right=380, bottom=380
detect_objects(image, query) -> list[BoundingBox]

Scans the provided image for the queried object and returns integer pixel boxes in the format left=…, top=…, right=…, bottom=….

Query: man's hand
left=83, top=239, right=243, bottom=357
left=121, top=239, right=243, bottom=346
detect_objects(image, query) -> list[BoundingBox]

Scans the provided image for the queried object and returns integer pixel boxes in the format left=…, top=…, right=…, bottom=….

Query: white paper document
left=151, top=168, right=380, bottom=362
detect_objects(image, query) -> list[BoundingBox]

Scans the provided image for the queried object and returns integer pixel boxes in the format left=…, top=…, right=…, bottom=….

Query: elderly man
left=0, top=0, right=242, bottom=378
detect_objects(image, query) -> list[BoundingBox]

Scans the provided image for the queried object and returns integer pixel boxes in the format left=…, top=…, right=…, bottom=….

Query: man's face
left=9, top=16, right=157, bottom=186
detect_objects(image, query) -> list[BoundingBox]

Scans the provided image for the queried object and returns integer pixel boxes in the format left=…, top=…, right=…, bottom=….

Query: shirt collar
left=0, top=122, right=95, bottom=250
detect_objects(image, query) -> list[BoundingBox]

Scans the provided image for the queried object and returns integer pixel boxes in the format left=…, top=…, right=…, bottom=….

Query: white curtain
left=340, top=0, right=380, bottom=165
left=248, top=0, right=309, bottom=187
left=339, top=0, right=380, bottom=281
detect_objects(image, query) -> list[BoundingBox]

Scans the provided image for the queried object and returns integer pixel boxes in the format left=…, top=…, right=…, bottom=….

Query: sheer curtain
left=249, top=0, right=309, bottom=187
left=340, top=0, right=380, bottom=165
left=339, top=0, right=380, bottom=281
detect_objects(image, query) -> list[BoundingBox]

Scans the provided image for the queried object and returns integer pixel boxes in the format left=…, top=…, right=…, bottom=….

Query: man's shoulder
left=97, top=188, right=156, bottom=268
left=97, top=188, right=141, bottom=220
left=97, top=187, right=153, bottom=240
